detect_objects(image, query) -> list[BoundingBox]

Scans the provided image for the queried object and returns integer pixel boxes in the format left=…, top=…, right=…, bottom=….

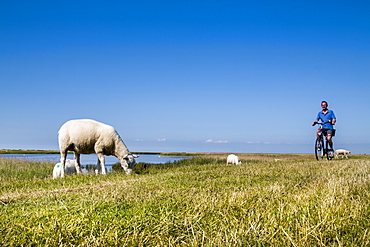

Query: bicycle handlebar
left=312, top=121, right=334, bottom=126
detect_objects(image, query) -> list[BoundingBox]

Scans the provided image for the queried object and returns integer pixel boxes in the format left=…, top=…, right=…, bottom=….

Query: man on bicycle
left=312, top=101, right=337, bottom=156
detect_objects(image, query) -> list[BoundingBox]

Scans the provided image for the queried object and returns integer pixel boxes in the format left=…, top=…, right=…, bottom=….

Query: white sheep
left=53, top=159, right=77, bottom=179
left=335, top=149, right=351, bottom=159
left=58, top=119, right=138, bottom=178
left=227, top=154, right=242, bottom=165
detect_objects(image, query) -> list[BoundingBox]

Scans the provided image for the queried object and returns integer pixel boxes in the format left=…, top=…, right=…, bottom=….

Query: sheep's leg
left=60, top=151, right=67, bottom=178
left=97, top=153, right=107, bottom=175
left=95, top=158, right=101, bottom=175
left=74, top=153, right=83, bottom=174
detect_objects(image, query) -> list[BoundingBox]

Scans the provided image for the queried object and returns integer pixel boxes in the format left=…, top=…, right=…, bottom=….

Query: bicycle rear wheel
left=315, top=137, right=324, bottom=161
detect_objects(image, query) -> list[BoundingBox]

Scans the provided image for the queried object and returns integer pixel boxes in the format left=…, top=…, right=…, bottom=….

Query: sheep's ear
left=124, top=154, right=139, bottom=159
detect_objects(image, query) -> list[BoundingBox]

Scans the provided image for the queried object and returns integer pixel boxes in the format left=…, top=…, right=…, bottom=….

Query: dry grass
left=1, top=154, right=370, bottom=246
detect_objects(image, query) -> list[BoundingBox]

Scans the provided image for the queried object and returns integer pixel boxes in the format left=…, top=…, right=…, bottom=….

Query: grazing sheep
left=58, top=119, right=138, bottom=178
left=227, top=154, right=242, bottom=165
left=53, top=159, right=77, bottom=179
left=335, top=149, right=351, bottom=159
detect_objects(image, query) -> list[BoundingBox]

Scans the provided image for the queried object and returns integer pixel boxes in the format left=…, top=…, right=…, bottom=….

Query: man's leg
left=327, top=134, right=333, bottom=150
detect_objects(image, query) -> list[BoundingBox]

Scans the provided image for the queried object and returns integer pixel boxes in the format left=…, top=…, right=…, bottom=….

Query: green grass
left=1, top=156, right=370, bottom=246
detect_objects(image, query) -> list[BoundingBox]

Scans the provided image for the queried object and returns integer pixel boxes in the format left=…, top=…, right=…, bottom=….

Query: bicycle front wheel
left=315, top=137, right=324, bottom=161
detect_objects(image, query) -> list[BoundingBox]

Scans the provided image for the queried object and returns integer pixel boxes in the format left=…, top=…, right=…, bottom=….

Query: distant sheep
left=58, top=119, right=138, bottom=178
left=335, top=149, right=351, bottom=159
left=227, top=154, right=242, bottom=165
left=53, top=159, right=77, bottom=179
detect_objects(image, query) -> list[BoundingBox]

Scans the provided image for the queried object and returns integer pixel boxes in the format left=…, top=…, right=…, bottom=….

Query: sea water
left=0, top=153, right=191, bottom=168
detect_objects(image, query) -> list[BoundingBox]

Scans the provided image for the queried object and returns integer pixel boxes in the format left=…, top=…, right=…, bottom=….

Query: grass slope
left=1, top=155, right=370, bottom=246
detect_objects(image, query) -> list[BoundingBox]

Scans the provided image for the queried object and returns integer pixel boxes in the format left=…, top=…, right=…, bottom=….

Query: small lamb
left=335, top=149, right=351, bottom=159
left=53, top=159, right=77, bottom=179
left=227, top=154, right=242, bottom=165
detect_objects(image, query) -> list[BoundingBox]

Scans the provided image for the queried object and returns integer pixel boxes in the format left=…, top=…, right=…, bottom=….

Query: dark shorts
left=323, top=129, right=336, bottom=137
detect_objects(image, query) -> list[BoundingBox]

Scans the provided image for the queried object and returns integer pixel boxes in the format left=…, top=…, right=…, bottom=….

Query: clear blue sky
left=1, top=1, right=369, bottom=154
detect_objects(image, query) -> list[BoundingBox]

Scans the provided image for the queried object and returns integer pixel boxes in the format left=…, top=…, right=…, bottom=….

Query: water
left=0, top=153, right=191, bottom=170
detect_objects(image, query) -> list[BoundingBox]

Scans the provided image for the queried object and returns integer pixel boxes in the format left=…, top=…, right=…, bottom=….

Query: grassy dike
left=1, top=155, right=370, bottom=246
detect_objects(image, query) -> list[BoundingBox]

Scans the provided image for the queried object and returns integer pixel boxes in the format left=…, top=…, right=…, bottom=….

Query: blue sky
left=1, top=1, right=369, bottom=154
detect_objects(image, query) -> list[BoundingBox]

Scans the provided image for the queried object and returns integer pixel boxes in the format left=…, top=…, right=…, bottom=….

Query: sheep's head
left=121, top=154, right=139, bottom=174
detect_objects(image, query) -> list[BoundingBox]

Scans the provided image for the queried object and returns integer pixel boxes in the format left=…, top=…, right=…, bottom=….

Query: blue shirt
left=316, top=110, right=336, bottom=129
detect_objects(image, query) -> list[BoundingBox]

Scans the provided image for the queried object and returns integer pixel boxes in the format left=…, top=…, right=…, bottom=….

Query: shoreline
left=1, top=149, right=367, bottom=160
left=0, top=149, right=310, bottom=155
left=0, top=149, right=190, bottom=156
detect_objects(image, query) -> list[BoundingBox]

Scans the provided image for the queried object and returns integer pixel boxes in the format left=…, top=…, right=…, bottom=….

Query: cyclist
left=312, top=101, right=337, bottom=156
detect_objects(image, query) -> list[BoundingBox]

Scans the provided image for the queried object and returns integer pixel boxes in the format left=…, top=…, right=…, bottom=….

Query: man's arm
left=312, top=113, right=320, bottom=126
left=331, top=110, right=337, bottom=125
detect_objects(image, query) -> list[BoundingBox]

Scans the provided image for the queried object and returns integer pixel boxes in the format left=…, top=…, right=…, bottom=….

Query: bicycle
left=313, top=121, right=335, bottom=161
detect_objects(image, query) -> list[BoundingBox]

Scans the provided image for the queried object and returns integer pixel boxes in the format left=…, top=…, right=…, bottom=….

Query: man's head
left=321, top=101, right=328, bottom=110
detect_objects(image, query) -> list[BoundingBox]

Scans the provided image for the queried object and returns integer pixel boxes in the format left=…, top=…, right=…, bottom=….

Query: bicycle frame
left=314, top=121, right=334, bottom=161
